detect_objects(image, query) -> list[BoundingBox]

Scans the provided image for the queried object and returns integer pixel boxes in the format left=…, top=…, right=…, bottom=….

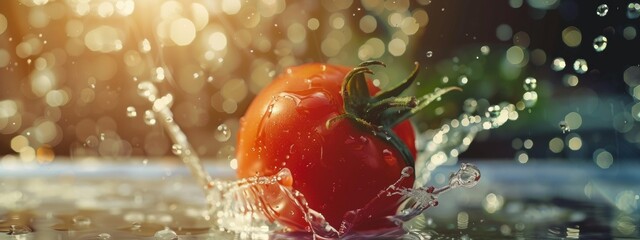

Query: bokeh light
left=0, top=0, right=636, bottom=175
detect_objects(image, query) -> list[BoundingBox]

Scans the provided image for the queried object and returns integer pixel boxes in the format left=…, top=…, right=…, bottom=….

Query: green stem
left=365, top=96, right=417, bottom=121
left=372, top=62, right=419, bottom=102
left=389, top=86, right=462, bottom=127
left=329, top=61, right=460, bottom=168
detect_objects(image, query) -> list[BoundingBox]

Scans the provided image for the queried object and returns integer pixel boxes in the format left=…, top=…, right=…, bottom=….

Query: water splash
left=206, top=168, right=339, bottom=238
left=139, top=78, right=486, bottom=237
left=137, top=82, right=212, bottom=191
left=138, top=68, right=537, bottom=237
left=205, top=164, right=480, bottom=238
left=388, top=164, right=480, bottom=224
left=414, top=93, right=532, bottom=185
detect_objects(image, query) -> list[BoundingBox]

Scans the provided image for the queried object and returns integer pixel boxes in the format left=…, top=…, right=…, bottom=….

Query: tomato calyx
left=327, top=60, right=460, bottom=167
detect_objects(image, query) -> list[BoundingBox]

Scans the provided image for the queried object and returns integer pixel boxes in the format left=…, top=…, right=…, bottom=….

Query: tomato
left=236, top=61, right=456, bottom=231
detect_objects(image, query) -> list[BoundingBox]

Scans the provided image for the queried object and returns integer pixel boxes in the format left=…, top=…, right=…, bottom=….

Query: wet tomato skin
left=236, top=63, right=416, bottom=230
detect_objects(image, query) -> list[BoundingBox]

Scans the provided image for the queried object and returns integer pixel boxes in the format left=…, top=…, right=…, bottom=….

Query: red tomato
left=236, top=62, right=454, bottom=231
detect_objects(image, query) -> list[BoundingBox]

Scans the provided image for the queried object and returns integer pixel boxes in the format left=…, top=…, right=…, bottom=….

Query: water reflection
left=0, top=161, right=637, bottom=239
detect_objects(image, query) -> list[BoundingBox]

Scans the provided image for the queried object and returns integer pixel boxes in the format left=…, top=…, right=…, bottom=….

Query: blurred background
left=0, top=0, right=638, bottom=168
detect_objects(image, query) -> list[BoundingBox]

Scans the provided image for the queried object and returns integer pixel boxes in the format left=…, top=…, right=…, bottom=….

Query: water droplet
left=215, top=124, right=231, bottom=142
left=551, top=57, right=566, bottom=71
left=154, top=227, right=178, bottom=240
left=559, top=121, right=570, bottom=133
left=154, top=67, right=166, bottom=82
left=523, top=91, right=538, bottom=108
left=426, top=51, right=433, bottom=58
left=628, top=3, right=640, bottom=19
left=144, top=110, right=157, bottom=125
left=131, top=222, right=142, bottom=231
left=85, top=136, right=98, bottom=147
left=72, top=215, right=92, bottom=227
left=275, top=168, right=293, bottom=186
left=458, top=75, right=468, bottom=86
left=153, top=94, right=174, bottom=112
left=449, top=163, right=481, bottom=188
left=140, top=38, right=151, bottom=52
left=171, top=144, right=184, bottom=155
left=596, top=4, right=609, bottom=17
left=229, top=158, right=238, bottom=170
left=137, top=81, right=158, bottom=101
left=382, top=149, right=397, bottom=165
left=98, top=233, right=111, bottom=239
left=8, top=225, right=32, bottom=235
left=401, top=167, right=414, bottom=177
left=463, top=98, right=478, bottom=114
left=593, top=35, right=607, bottom=52
left=279, top=89, right=334, bottom=116
left=480, top=45, right=490, bottom=55
left=88, top=77, right=97, bottom=89
left=523, top=77, right=537, bottom=91
left=573, top=59, right=588, bottom=74
left=487, top=105, right=501, bottom=118
left=126, top=106, right=137, bottom=118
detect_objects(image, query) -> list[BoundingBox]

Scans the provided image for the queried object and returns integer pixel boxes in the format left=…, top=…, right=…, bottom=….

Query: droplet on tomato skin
left=289, top=144, right=296, bottom=154
left=344, top=135, right=370, bottom=151
left=305, top=78, right=313, bottom=88
left=382, top=149, right=397, bottom=166
left=279, top=90, right=336, bottom=116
